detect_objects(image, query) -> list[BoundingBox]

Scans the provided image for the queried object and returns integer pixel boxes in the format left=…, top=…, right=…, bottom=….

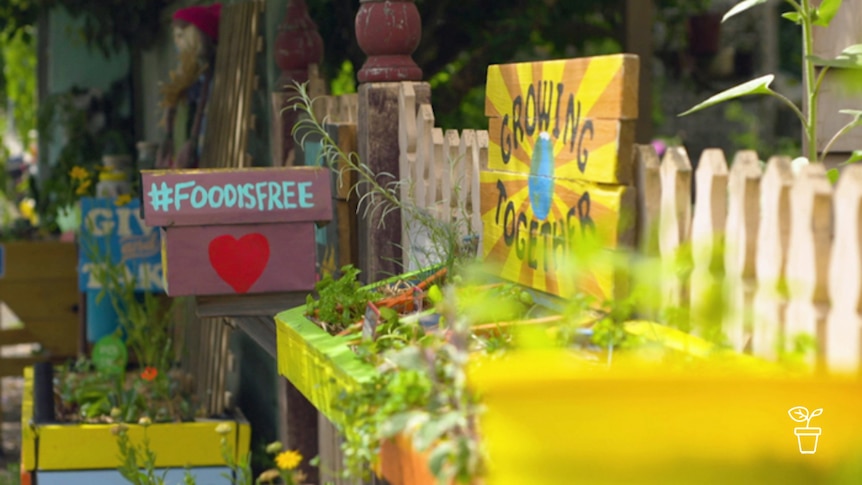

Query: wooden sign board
left=485, top=54, right=638, bottom=185
left=480, top=171, right=634, bottom=300
left=481, top=54, right=639, bottom=301
left=160, top=224, right=316, bottom=296
left=78, top=197, right=163, bottom=292
left=142, top=167, right=332, bottom=297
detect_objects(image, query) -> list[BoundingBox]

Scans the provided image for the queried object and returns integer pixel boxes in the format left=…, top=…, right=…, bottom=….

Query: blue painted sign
left=78, top=197, right=164, bottom=291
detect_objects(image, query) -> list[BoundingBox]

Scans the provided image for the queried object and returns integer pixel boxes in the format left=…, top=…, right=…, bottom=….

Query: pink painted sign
left=161, top=223, right=316, bottom=296
left=141, top=167, right=332, bottom=227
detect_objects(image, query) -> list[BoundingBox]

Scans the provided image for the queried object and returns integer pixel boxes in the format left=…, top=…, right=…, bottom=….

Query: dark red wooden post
left=355, top=0, right=423, bottom=82
left=355, top=0, right=430, bottom=283
left=273, top=0, right=324, bottom=166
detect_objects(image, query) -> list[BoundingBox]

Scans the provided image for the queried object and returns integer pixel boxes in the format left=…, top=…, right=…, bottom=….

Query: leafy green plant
left=0, top=463, right=20, bottom=485
left=680, top=0, right=862, bottom=178
left=336, top=285, right=484, bottom=484
left=305, top=265, right=380, bottom=334
left=289, top=82, right=480, bottom=278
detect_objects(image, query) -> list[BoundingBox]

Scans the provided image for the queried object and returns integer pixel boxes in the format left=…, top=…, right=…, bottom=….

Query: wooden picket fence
left=390, top=86, right=862, bottom=372
left=637, top=144, right=862, bottom=373
left=396, top=82, right=486, bottom=271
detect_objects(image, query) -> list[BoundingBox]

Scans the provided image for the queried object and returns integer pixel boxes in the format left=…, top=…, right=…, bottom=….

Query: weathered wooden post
left=826, top=165, right=862, bottom=373
left=355, top=0, right=431, bottom=282
left=273, top=0, right=323, bottom=167
left=752, top=156, right=793, bottom=359
left=723, top=151, right=762, bottom=352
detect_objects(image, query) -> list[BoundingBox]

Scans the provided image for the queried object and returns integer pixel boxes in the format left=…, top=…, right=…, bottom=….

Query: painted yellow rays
left=479, top=171, right=633, bottom=301
left=484, top=54, right=638, bottom=185
left=480, top=54, right=639, bottom=301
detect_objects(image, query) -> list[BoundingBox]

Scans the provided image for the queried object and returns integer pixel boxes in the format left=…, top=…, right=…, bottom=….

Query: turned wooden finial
left=355, top=0, right=423, bottom=82
left=275, top=0, right=324, bottom=88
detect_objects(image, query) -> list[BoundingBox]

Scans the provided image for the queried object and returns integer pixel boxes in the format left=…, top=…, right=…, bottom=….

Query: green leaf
left=840, top=109, right=862, bottom=124
left=813, top=0, right=844, bottom=26
left=679, top=75, right=775, bottom=117
left=827, top=168, right=840, bottom=184
left=722, top=0, right=769, bottom=23
left=428, top=284, right=444, bottom=304
left=412, top=412, right=464, bottom=451
left=840, top=151, right=862, bottom=167
left=428, top=442, right=455, bottom=478
left=379, top=411, right=427, bottom=439
left=782, top=11, right=802, bottom=23
left=809, top=44, right=862, bottom=69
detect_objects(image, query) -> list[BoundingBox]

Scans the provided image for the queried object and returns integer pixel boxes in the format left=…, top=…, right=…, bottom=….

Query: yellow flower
left=69, top=166, right=89, bottom=180
left=275, top=449, right=302, bottom=470
left=115, top=194, right=132, bottom=206
left=75, top=179, right=92, bottom=196
left=138, top=416, right=152, bottom=427
left=214, top=423, right=232, bottom=435
left=257, top=469, right=280, bottom=483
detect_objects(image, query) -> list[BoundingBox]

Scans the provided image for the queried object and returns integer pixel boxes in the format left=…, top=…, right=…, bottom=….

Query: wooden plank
left=634, top=144, right=661, bottom=255
left=414, top=104, right=434, bottom=209
left=487, top=117, right=635, bottom=185
left=162, top=223, right=317, bottom=296
left=195, top=292, right=308, bottom=319
left=688, top=149, right=728, bottom=331
left=658, top=146, right=693, bottom=314
left=0, top=242, right=77, bottom=280
left=336, top=199, right=358, bottom=269
left=485, top=54, right=639, bottom=121
left=0, top=356, right=42, bottom=378
left=752, top=156, right=794, bottom=360
left=826, top=164, right=862, bottom=372
left=37, top=417, right=247, bottom=470
left=785, top=164, right=833, bottom=368
left=141, top=167, right=333, bottom=227
left=723, top=151, right=762, bottom=352
left=480, top=169, right=634, bottom=301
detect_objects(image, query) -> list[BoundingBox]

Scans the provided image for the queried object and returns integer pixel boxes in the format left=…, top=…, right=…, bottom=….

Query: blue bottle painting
left=528, top=132, right=554, bottom=221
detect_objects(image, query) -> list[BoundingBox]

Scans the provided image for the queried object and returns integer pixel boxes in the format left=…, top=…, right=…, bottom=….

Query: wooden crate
left=0, top=241, right=79, bottom=377
left=20, top=367, right=251, bottom=484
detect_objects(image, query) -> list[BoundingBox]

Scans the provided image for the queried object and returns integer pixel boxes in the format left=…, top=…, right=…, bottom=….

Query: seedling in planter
left=680, top=0, right=862, bottom=181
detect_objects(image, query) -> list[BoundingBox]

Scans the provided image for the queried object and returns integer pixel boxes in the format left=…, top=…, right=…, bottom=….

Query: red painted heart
left=208, top=233, right=270, bottom=294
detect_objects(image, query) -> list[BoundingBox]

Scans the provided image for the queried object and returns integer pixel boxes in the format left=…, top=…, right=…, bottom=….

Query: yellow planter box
left=469, top=350, right=862, bottom=485
left=21, top=367, right=251, bottom=474
left=275, top=305, right=376, bottom=426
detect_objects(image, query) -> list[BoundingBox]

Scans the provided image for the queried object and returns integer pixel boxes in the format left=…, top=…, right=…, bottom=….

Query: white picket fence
left=637, top=144, right=862, bottom=372
left=397, top=82, right=485, bottom=272
left=390, top=80, right=860, bottom=373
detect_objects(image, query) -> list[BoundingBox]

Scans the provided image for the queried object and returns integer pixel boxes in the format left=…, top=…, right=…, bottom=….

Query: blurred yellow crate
left=469, top=349, right=862, bottom=485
